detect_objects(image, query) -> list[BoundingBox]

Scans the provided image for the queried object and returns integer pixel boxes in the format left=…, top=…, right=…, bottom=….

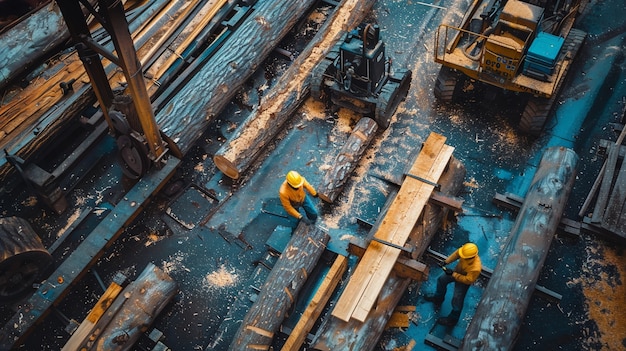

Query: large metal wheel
left=0, top=217, right=52, bottom=302
left=117, top=135, right=150, bottom=179
left=374, top=68, right=412, bottom=129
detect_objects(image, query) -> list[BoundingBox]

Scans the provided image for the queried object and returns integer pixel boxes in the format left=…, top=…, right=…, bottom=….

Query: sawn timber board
left=332, top=132, right=454, bottom=322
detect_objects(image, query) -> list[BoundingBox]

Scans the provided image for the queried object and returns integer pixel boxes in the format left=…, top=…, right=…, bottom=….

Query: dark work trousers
left=434, top=272, right=470, bottom=319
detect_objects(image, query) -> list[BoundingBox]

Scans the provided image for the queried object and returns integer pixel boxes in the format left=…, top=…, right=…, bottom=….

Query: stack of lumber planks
left=311, top=132, right=466, bottom=351
left=332, top=132, right=454, bottom=323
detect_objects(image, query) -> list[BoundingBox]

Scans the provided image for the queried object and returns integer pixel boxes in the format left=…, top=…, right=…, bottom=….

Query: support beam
left=348, top=238, right=429, bottom=281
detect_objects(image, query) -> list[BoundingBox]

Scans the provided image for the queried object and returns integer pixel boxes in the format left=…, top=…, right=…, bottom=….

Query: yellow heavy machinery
left=433, top=0, right=587, bottom=135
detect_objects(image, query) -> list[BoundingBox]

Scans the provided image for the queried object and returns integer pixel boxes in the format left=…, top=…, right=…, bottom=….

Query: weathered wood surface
left=228, top=223, right=330, bottom=351
left=158, top=0, right=318, bottom=156
left=61, top=275, right=126, bottom=351
left=280, top=254, right=347, bottom=351
left=332, top=132, right=453, bottom=322
left=461, top=147, right=578, bottom=351
left=0, top=157, right=180, bottom=350
left=212, top=0, right=376, bottom=179
left=603, top=150, right=626, bottom=237
left=312, top=156, right=466, bottom=351
left=0, top=1, right=69, bottom=91
left=70, top=263, right=177, bottom=351
left=318, top=117, right=378, bottom=203
left=0, top=0, right=173, bottom=179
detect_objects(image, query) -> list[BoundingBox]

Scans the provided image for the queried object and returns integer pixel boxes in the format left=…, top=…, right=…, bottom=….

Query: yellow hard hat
left=459, top=243, right=478, bottom=259
left=286, top=171, right=304, bottom=188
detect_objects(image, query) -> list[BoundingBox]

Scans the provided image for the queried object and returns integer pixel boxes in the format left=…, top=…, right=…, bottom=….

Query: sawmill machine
left=433, top=0, right=587, bottom=135
left=311, top=23, right=412, bottom=129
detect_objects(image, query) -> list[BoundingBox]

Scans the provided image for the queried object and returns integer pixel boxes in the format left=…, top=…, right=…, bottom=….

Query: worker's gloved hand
left=300, top=216, right=313, bottom=225
left=442, top=266, right=453, bottom=276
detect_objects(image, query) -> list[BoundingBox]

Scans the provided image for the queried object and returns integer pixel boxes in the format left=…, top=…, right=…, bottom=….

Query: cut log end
left=214, top=155, right=240, bottom=179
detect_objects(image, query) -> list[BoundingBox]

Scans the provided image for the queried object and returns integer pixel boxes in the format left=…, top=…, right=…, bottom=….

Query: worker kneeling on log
left=279, top=171, right=319, bottom=225
left=424, top=242, right=482, bottom=326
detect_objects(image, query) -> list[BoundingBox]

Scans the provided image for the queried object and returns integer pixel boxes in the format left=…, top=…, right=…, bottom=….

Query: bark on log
left=461, top=147, right=578, bottom=351
left=158, top=0, right=318, bottom=156
left=0, top=1, right=69, bottom=91
left=213, top=0, right=376, bottom=179
left=228, top=223, right=330, bottom=351
left=311, top=156, right=466, bottom=351
left=72, top=262, right=178, bottom=351
left=318, top=117, right=378, bottom=203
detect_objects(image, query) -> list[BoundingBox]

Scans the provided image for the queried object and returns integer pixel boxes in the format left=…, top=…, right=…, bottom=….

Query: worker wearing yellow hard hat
left=279, top=171, right=319, bottom=225
left=424, top=242, right=482, bottom=326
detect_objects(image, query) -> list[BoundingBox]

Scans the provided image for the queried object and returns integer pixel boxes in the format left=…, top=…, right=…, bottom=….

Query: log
left=0, top=216, right=53, bottom=302
left=0, top=1, right=69, bottom=91
left=461, top=146, right=578, bottom=351
left=212, top=0, right=376, bottom=179
left=157, top=0, right=319, bottom=156
left=311, top=156, right=466, bottom=351
left=68, top=263, right=178, bottom=351
left=318, top=117, right=378, bottom=203
left=228, top=223, right=330, bottom=351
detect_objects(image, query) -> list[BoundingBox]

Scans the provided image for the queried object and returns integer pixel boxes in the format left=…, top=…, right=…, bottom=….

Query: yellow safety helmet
left=459, top=243, right=478, bottom=259
left=286, top=171, right=304, bottom=188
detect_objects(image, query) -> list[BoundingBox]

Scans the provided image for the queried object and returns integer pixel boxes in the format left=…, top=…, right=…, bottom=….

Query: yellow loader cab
left=433, top=0, right=587, bottom=135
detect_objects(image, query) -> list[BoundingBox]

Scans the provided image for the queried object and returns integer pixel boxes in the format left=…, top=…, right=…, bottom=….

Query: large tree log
left=318, top=117, right=378, bottom=203
left=228, top=223, right=330, bottom=351
left=0, top=1, right=69, bottom=91
left=158, top=0, right=318, bottom=155
left=311, top=156, right=466, bottom=351
left=461, top=147, right=578, bottom=351
left=212, top=0, right=376, bottom=179
left=66, top=263, right=178, bottom=351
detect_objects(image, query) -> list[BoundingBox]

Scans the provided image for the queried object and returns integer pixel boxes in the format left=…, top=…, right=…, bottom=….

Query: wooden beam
left=348, top=238, right=429, bottom=281
left=280, top=255, right=347, bottom=351
left=332, top=132, right=453, bottom=322
left=61, top=273, right=128, bottom=351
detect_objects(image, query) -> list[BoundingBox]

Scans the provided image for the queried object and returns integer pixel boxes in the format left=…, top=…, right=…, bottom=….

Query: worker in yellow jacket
left=279, top=171, right=319, bottom=225
left=424, top=242, right=482, bottom=326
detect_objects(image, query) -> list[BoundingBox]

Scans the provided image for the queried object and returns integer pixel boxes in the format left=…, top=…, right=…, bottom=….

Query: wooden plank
left=347, top=238, right=428, bottom=281
left=352, top=146, right=454, bottom=322
left=280, top=255, right=347, bottom=351
left=385, top=312, right=409, bottom=328
left=331, top=133, right=452, bottom=322
left=61, top=281, right=124, bottom=351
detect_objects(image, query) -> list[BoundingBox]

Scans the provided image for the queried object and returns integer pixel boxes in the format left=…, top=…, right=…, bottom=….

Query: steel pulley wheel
left=117, top=135, right=150, bottom=179
left=0, top=217, right=52, bottom=302
left=109, top=110, right=131, bottom=136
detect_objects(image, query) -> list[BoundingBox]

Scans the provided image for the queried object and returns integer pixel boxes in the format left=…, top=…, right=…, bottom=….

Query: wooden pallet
left=332, top=132, right=453, bottom=322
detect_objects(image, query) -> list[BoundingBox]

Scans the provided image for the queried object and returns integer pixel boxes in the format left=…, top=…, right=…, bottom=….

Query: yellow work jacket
left=444, top=249, right=482, bottom=285
left=278, top=178, right=317, bottom=219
